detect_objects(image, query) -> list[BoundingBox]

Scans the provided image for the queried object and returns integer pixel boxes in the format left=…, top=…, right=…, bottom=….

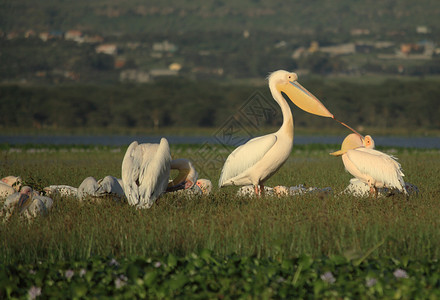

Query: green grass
left=1, top=144, right=440, bottom=266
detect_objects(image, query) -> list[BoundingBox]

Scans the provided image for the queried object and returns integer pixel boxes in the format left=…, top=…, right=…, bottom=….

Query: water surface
left=1, top=135, right=439, bottom=149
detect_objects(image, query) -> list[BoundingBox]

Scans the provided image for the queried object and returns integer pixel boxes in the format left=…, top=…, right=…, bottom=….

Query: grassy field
left=1, top=144, right=439, bottom=297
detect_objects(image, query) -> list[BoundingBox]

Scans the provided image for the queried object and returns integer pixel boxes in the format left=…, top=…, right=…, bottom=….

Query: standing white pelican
left=219, top=70, right=336, bottom=195
left=330, top=133, right=407, bottom=197
left=122, top=138, right=171, bottom=209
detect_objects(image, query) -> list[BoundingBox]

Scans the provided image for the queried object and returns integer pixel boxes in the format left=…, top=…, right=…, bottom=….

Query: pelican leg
left=369, top=186, right=375, bottom=197
left=254, top=185, right=260, bottom=197
left=369, top=186, right=378, bottom=198
left=260, top=183, right=265, bottom=197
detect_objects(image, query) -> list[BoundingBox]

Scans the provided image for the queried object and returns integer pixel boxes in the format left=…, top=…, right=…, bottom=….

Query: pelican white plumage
left=77, top=176, right=125, bottom=201
left=236, top=185, right=274, bottom=197
left=166, top=159, right=213, bottom=196
left=44, top=185, right=78, bottom=198
left=96, top=176, right=125, bottom=200
left=331, top=133, right=407, bottom=197
left=1, top=186, right=52, bottom=221
left=343, top=178, right=418, bottom=197
left=122, top=138, right=171, bottom=209
left=166, top=158, right=199, bottom=192
left=219, top=70, right=337, bottom=195
left=0, top=176, right=22, bottom=198
left=273, top=184, right=332, bottom=197
left=2, top=176, right=22, bottom=191
left=0, top=182, right=15, bottom=198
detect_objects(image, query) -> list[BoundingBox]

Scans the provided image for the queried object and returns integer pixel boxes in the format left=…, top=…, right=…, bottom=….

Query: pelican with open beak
left=219, top=70, right=356, bottom=196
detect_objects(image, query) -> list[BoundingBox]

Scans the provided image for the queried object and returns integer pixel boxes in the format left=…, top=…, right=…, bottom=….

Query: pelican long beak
left=17, top=194, right=32, bottom=213
left=277, top=81, right=334, bottom=118
left=330, top=133, right=364, bottom=157
left=278, top=80, right=365, bottom=138
left=330, top=150, right=345, bottom=156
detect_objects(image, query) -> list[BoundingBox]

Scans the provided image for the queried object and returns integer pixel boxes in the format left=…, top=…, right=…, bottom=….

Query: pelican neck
left=269, top=82, right=294, bottom=135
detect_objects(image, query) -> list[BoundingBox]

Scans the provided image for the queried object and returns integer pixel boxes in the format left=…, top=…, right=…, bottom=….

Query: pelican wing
left=346, top=148, right=406, bottom=191
left=97, top=176, right=125, bottom=198
left=122, top=141, right=141, bottom=205
left=219, top=134, right=277, bottom=187
left=138, top=138, right=171, bottom=208
left=77, top=177, right=99, bottom=200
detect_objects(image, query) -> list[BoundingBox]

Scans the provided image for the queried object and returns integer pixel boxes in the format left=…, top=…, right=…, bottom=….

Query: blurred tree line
left=0, top=78, right=439, bottom=132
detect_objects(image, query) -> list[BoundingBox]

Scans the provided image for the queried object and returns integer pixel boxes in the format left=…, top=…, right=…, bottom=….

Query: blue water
left=0, top=135, right=439, bottom=149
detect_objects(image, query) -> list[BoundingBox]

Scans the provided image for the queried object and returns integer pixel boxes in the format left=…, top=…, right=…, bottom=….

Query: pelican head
left=196, top=179, right=212, bottom=195
left=330, top=133, right=364, bottom=156
left=270, top=70, right=334, bottom=118
left=364, top=135, right=375, bottom=148
left=2, top=176, right=23, bottom=192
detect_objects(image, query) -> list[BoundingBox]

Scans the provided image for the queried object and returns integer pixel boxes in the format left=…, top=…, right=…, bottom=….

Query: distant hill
left=1, top=0, right=439, bottom=36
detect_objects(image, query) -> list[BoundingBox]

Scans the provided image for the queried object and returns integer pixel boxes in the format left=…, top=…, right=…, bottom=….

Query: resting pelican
left=330, top=133, right=407, bottom=197
left=166, top=158, right=199, bottom=192
left=2, top=176, right=22, bottom=191
left=77, top=176, right=125, bottom=201
left=219, top=70, right=338, bottom=195
left=1, top=186, right=52, bottom=221
left=0, top=182, right=15, bottom=198
left=195, top=179, right=212, bottom=195
left=44, top=185, right=78, bottom=198
left=122, top=138, right=171, bottom=209
left=166, top=159, right=213, bottom=196
left=0, top=176, right=22, bottom=198
left=273, top=184, right=332, bottom=197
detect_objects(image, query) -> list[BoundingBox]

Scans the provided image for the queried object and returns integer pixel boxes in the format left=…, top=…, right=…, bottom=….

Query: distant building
left=400, top=43, right=423, bottom=55
left=120, top=69, right=151, bottom=83
left=355, top=43, right=374, bottom=54
left=114, top=57, right=126, bottom=69
left=24, top=30, right=36, bottom=38
left=308, top=41, right=319, bottom=53
left=292, top=47, right=306, bottom=59
left=274, top=41, right=287, bottom=49
left=6, top=31, right=18, bottom=40
left=169, top=63, right=182, bottom=71
left=49, top=30, right=63, bottom=39
left=350, top=28, right=370, bottom=36
left=149, top=69, right=179, bottom=77
left=152, top=40, right=177, bottom=52
left=374, top=41, right=394, bottom=49
left=319, top=43, right=355, bottom=56
left=416, top=26, right=429, bottom=34
left=39, top=32, right=50, bottom=41
left=65, top=30, right=83, bottom=43
left=96, top=44, right=118, bottom=55
left=84, top=35, right=104, bottom=44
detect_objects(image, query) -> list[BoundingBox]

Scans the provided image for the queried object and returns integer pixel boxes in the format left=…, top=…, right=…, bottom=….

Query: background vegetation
left=1, top=78, right=439, bottom=133
left=2, top=0, right=439, bottom=35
